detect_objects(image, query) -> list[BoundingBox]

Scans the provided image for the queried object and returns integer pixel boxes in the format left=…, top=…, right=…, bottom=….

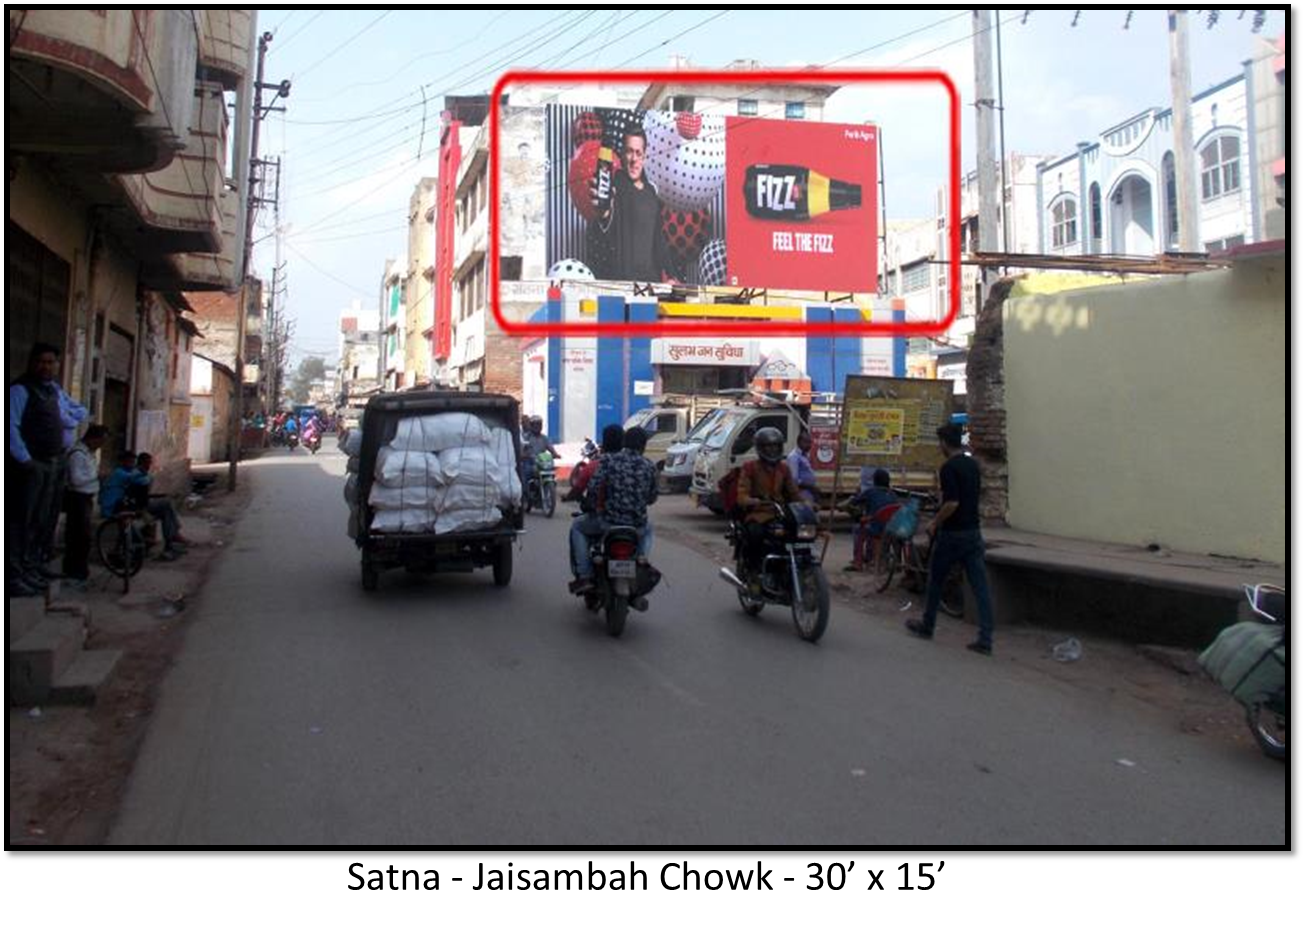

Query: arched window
left=1051, top=197, right=1078, bottom=249
left=1200, top=135, right=1240, bottom=200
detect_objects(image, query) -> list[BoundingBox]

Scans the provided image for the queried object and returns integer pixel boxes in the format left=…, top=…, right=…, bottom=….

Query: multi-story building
left=8, top=9, right=256, bottom=489
left=435, top=71, right=903, bottom=442
left=380, top=259, right=406, bottom=390
left=338, top=302, right=380, bottom=400
left=900, top=153, right=1056, bottom=397
left=1035, top=67, right=1268, bottom=259
left=404, top=177, right=438, bottom=387
left=1247, top=34, right=1286, bottom=242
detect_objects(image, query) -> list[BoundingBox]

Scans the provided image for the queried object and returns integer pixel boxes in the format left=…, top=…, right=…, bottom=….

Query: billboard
left=545, top=106, right=878, bottom=294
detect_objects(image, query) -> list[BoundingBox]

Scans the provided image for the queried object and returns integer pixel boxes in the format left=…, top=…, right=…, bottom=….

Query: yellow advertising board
left=838, top=375, right=954, bottom=474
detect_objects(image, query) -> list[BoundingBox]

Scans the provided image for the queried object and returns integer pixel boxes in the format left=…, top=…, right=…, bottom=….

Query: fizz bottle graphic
left=594, top=121, right=616, bottom=216
left=743, top=164, right=862, bottom=220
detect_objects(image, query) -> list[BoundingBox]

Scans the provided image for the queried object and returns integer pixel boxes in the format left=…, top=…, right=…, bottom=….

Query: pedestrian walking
left=905, top=423, right=997, bottom=655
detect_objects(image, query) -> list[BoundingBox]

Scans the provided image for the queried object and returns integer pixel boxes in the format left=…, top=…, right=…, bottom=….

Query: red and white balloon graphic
left=567, top=139, right=621, bottom=222
left=641, top=110, right=726, bottom=211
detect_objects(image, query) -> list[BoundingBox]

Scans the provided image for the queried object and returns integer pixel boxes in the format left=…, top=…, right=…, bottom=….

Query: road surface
left=110, top=448, right=1286, bottom=845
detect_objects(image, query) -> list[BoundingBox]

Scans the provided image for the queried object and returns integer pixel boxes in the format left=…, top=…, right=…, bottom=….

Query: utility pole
left=972, top=9, right=1000, bottom=306
left=229, top=30, right=290, bottom=489
left=1168, top=9, right=1199, bottom=252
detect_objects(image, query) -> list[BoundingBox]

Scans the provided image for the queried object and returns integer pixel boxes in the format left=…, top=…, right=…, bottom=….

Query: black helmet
left=754, top=426, right=785, bottom=463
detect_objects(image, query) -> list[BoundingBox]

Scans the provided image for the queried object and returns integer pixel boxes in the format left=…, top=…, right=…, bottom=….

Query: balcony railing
left=164, top=178, right=240, bottom=291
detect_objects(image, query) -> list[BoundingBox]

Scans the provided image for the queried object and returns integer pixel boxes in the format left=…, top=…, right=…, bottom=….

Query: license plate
left=607, top=559, right=637, bottom=578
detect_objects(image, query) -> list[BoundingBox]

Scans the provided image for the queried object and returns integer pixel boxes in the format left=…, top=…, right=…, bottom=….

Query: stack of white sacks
left=344, top=413, right=521, bottom=536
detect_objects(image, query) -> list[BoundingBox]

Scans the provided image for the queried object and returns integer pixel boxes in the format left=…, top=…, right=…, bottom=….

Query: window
left=899, top=262, right=931, bottom=293
left=1200, top=135, right=1240, bottom=200
left=1162, top=152, right=1178, bottom=246
left=785, top=101, right=805, bottom=120
left=647, top=413, right=678, bottom=434
left=1089, top=183, right=1102, bottom=245
left=671, top=96, right=695, bottom=113
left=500, top=255, right=522, bottom=281
left=738, top=99, right=758, bottom=116
left=1051, top=197, right=1078, bottom=249
left=1204, top=235, right=1245, bottom=253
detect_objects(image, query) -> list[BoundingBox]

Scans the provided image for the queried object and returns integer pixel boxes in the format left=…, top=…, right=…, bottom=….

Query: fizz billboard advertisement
left=545, top=106, right=878, bottom=294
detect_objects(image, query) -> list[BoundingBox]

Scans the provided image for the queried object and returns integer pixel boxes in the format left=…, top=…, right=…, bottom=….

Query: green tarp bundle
left=1199, top=621, right=1286, bottom=707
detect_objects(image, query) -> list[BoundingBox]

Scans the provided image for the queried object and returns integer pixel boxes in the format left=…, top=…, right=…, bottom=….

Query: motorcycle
left=304, top=431, right=322, bottom=454
left=580, top=523, right=659, bottom=637
left=1200, top=584, right=1286, bottom=760
left=523, top=450, right=557, bottom=517
left=286, top=431, right=299, bottom=451
left=719, top=501, right=831, bottom=643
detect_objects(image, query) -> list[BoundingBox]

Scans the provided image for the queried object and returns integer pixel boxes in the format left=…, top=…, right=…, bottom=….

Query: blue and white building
left=1037, top=71, right=1264, bottom=257
left=521, top=292, right=904, bottom=446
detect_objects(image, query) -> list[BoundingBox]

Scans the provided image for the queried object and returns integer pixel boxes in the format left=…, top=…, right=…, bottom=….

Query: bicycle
left=95, top=510, right=149, bottom=593
left=873, top=492, right=964, bottom=618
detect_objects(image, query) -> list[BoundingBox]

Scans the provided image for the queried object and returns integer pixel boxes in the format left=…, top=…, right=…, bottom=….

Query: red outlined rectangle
left=490, top=69, right=960, bottom=339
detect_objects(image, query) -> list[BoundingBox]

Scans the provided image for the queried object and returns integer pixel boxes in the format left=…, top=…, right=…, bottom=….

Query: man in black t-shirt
left=906, top=423, right=997, bottom=654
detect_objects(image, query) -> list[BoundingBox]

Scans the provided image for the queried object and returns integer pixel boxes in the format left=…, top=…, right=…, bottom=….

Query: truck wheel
left=493, top=542, right=513, bottom=587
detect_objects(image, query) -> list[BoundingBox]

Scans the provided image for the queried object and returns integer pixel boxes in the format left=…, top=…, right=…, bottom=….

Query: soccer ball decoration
left=547, top=258, right=595, bottom=281
left=698, top=238, right=728, bottom=287
left=660, top=207, right=711, bottom=270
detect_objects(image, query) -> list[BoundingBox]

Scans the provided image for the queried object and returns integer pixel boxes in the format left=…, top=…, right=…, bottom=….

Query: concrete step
left=9, top=596, right=46, bottom=643
left=7, top=617, right=87, bottom=706
left=49, top=649, right=123, bottom=706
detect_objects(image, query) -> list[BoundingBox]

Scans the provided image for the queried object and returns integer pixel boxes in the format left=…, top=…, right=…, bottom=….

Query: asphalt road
left=110, top=448, right=1286, bottom=845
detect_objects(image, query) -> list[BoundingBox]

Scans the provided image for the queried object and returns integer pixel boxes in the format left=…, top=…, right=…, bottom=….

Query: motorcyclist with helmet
left=736, top=426, right=801, bottom=578
left=521, top=415, right=559, bottom=487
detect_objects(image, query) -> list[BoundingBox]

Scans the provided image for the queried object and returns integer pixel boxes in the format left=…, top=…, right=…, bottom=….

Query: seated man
left=568, top=424, right=623, bottom=584
left=521, top=415, right=559, bottom=485
left=848, top=468, right=898, bottom=571
left=736, top=427, right=801, bottom=584
left=100, top=452, right=187, bottom=560
left=568, top=425, right=657, bottom=594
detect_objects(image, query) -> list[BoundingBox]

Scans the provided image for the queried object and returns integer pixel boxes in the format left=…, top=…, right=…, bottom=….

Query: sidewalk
left=8, top=469, right=251, bottom=846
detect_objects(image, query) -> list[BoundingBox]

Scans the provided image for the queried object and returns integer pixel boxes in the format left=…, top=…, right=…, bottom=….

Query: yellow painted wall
left=1003, top=256, right=1286, bottom=564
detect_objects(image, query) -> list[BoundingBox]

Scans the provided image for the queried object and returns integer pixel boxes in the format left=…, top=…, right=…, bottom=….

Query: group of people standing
left=9, top=342, right=188, bottom=597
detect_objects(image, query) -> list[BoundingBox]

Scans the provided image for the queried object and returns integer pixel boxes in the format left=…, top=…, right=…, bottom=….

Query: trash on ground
left=1115, top=758, right=1137, bottom=768
left=1052, top=637, right=1083, bottom=662
left=850, top=768, right=867, bottom=777
left=899, top=601, right=913, bottom=612
left=309, top=726, right=324, bottom=735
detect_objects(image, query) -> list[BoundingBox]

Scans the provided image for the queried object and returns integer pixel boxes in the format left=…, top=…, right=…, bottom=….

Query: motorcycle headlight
left=796, top=523, right=818, bottom=541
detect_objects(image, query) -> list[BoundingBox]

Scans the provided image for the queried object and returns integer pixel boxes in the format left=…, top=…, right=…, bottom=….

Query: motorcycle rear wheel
left=543, top=482, right=556, bottom=518
left=605, top=595, right=629, bottom=637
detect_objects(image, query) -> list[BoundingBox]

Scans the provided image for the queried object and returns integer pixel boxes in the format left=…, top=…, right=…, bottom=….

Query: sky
left=251, top=7, right=1286, bottom=365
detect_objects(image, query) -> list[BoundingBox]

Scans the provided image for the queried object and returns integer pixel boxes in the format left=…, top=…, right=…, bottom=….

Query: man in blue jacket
left=8, top=342, right=87, bottom=596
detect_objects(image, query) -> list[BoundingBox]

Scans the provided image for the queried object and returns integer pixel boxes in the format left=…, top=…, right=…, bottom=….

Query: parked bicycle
left=872, top=491, right=964, bottom=618
left=95, top=510, right=149, bottom=593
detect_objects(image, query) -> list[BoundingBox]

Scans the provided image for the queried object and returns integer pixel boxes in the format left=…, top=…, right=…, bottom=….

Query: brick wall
left=966, top=276, right=1015, bottom=523
left=482, top=328, right=523, bottom=400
